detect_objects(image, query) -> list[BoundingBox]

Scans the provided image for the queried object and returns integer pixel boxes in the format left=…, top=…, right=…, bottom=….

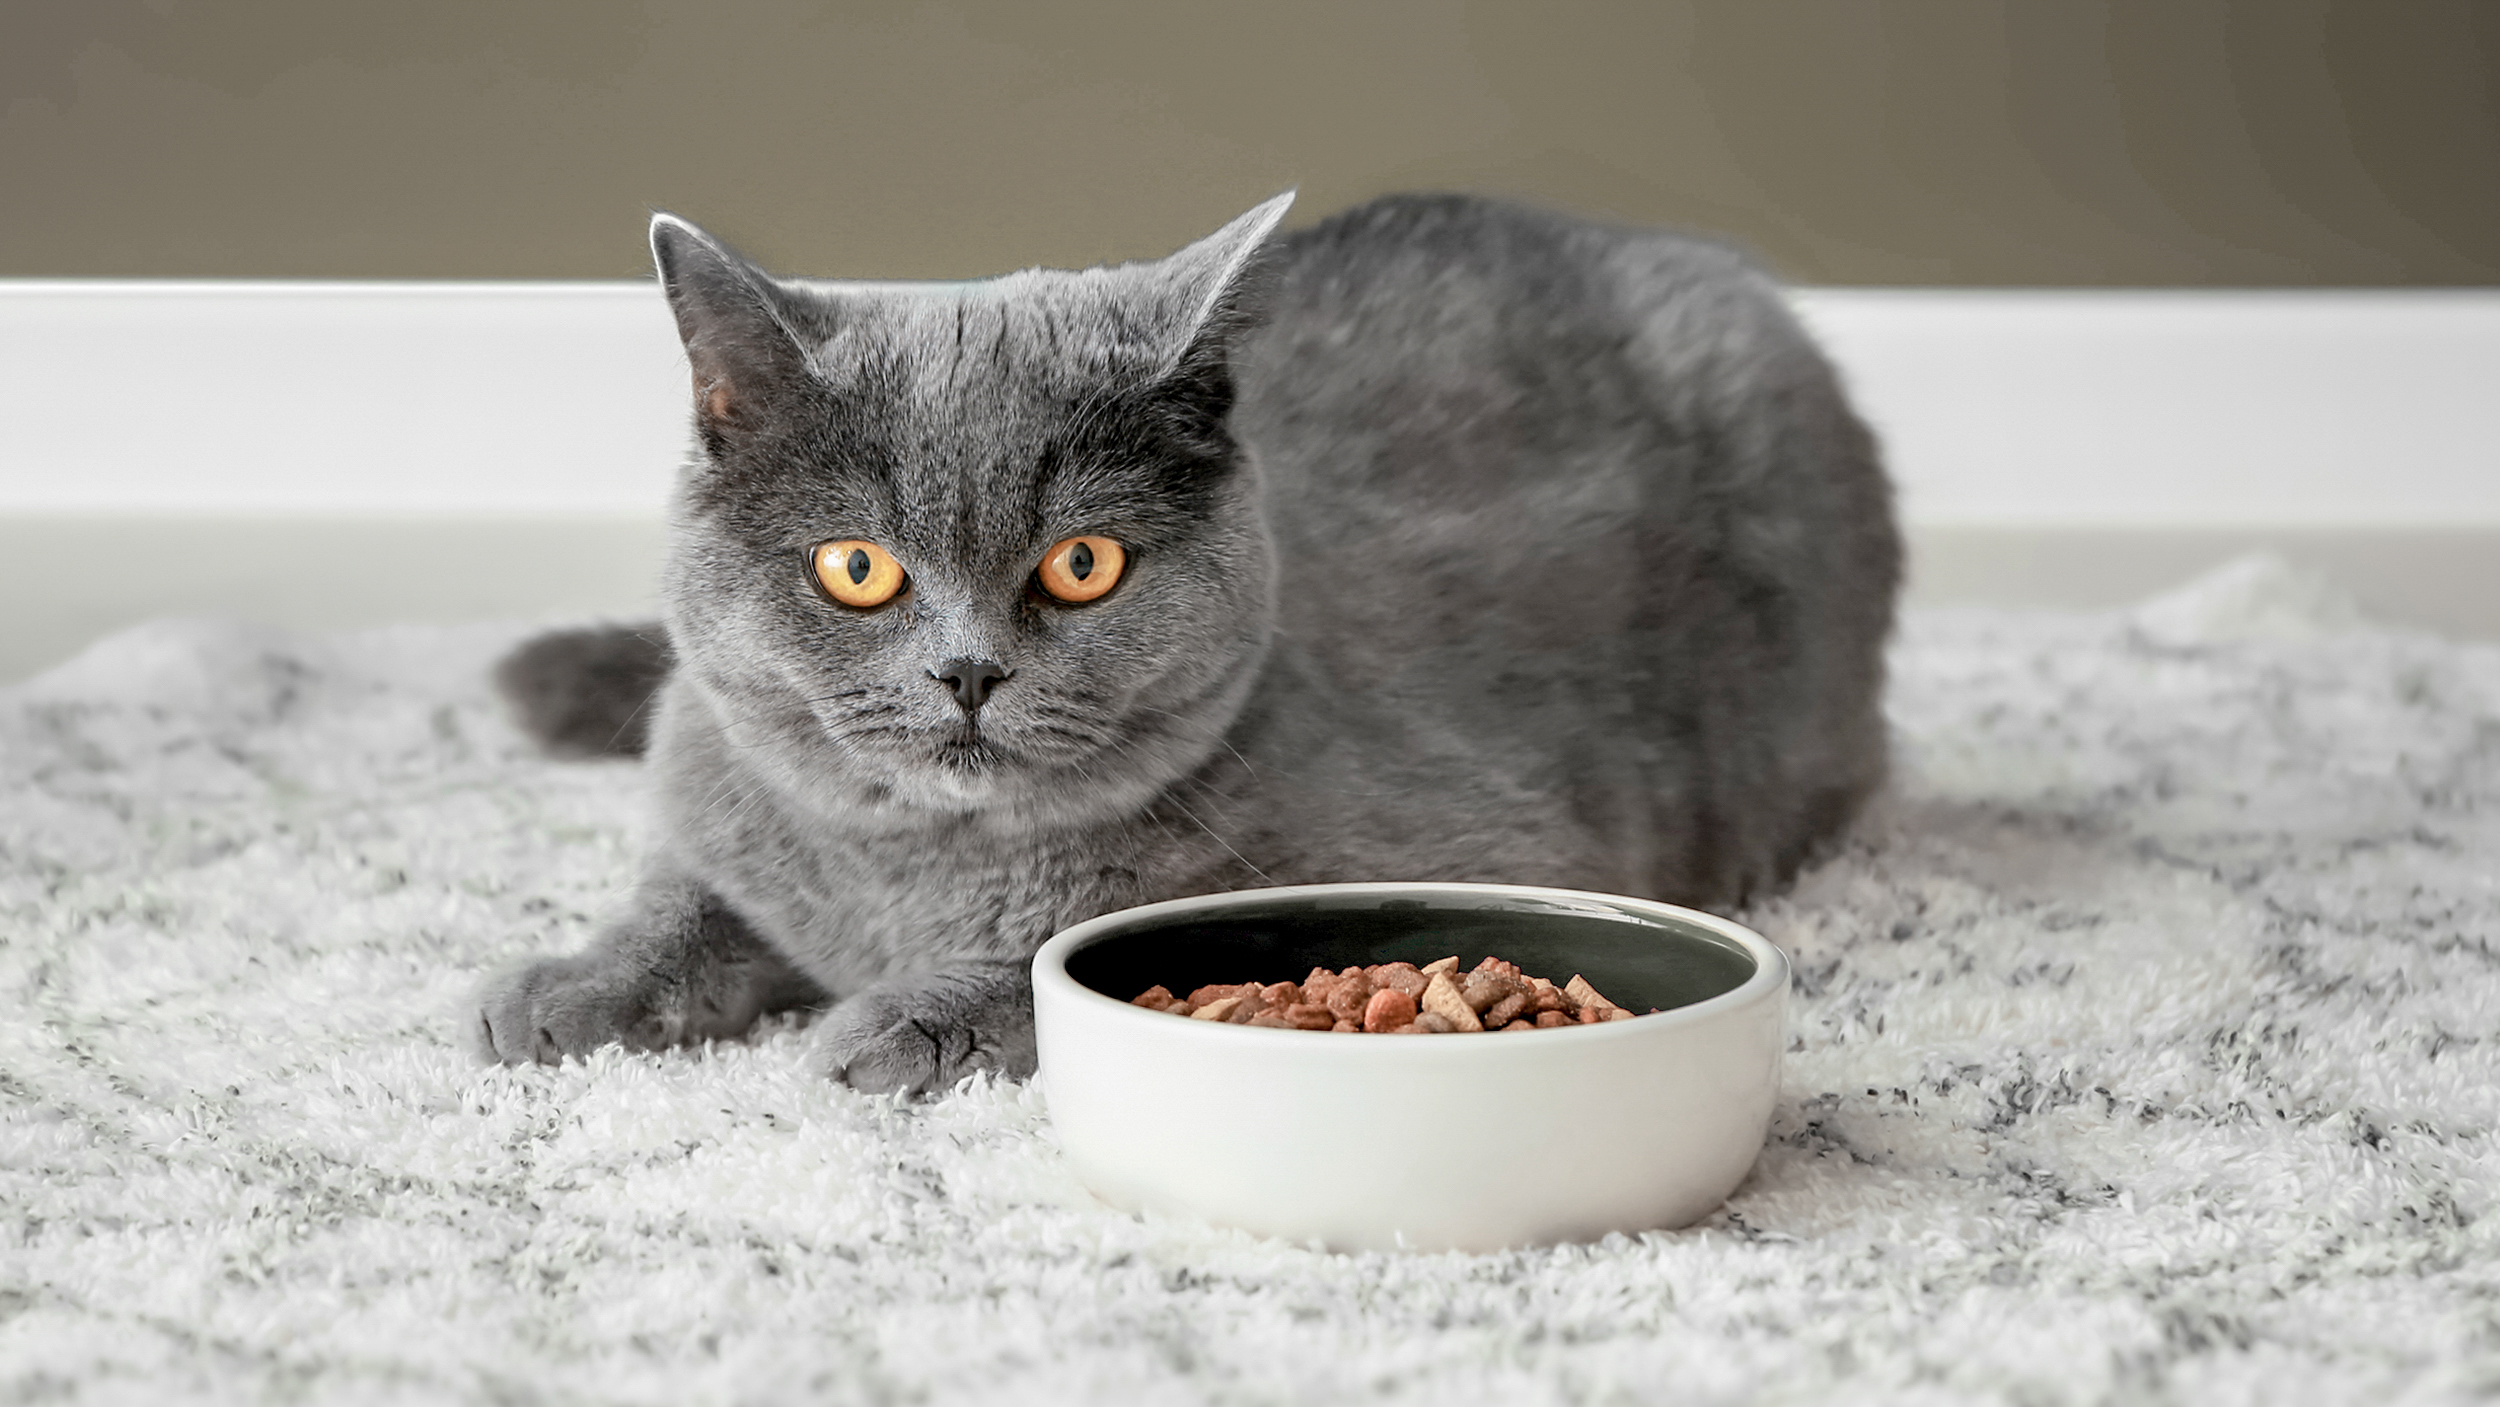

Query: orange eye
left=812, top=540, right=906, bottom=608
left=1037, top=536, right=1126, bottom=603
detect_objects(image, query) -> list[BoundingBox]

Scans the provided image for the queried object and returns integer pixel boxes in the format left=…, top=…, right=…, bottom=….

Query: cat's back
left=1237, top=192, right=1887, bottom=631
left=1227, top=194, right=1898, bottom=904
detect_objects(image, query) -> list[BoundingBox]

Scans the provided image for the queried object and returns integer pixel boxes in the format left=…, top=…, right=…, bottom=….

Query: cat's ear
left=1140, top=192, right=1295, bottom=439
left=1155, top=191, right=1295, bottom=368
left=648, top=213, right=817, bottom=433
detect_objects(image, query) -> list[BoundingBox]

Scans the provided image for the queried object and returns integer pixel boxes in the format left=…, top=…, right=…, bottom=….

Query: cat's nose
left=931, top=658, right=1010, bottom=713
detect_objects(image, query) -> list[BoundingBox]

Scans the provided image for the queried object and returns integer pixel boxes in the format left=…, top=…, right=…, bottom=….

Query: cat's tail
left=492, top=623, right=674, bottom=759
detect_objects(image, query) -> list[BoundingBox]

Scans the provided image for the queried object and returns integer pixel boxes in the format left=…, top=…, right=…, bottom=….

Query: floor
left=7, top=577, right=2491, bottom=1399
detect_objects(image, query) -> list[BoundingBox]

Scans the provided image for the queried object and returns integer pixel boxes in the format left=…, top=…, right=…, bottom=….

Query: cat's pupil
left=847, top=549, right=871, bottom=585
left=1069, top=542, right=1094, bottom=580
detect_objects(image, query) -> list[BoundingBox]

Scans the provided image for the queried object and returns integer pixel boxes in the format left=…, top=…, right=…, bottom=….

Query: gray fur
left=476, top=192, right=1900, bottom=1093
left=494, top=623, right=673, bottom=757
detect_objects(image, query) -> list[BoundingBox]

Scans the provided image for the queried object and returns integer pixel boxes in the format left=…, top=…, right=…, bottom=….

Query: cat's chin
left=927, top=729, right=1014, bottom=778
left=876, top=759, right=1160, bottom=829
left=841, top=727, right=1186, bottom=829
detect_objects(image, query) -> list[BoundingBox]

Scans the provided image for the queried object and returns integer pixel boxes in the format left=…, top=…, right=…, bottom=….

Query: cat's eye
left=812, top=540, right=907, bottom=608
left=1037, top=536, right=1127, bottom=604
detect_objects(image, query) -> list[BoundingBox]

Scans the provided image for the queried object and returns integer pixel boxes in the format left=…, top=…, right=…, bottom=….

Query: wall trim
left=3, top=279, right=2495, bottom=525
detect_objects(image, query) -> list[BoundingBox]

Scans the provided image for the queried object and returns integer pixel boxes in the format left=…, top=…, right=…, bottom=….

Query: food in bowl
left=1130, top=954, right=1642, bottom=1032
left=1034, top=882, right=1789, bottom=1252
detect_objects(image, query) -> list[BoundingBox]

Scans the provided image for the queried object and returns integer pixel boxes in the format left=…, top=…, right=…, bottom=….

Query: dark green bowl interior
left=1063, top=892, right=1760, bottom=1015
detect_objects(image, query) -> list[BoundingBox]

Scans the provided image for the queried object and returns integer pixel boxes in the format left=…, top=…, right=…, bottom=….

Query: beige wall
left=5, top=0, right=2495, bottom=285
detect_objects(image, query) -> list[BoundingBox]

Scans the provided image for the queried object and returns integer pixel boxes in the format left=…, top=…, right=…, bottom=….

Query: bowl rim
left=1032, top=879, right=1789, bottom=1048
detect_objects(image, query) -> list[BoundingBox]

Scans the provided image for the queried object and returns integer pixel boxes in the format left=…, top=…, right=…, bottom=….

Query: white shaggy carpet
left=4, top=556, right=2497, bottom=1405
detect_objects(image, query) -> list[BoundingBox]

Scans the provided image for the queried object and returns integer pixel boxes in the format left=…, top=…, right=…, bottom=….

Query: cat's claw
left=814, top=975, right=1036, bottom=1096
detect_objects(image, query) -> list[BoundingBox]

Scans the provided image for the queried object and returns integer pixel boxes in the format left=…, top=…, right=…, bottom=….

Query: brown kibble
left=1482, top=992, right=1531, bottom=1027
left=1564, top=975, right=1618, bottom=1014
left=1472, top=955, right=1523, bottom=982
left=1362, top=986, right=1418, bottom=1033
left=1281, top=1003, right=1336, bottom=1031
left=1136, top=956, right=1643, bottom=1034
left=1325, top=970, right=1376, bottom=1022
left=1371, top=963, right=1429, bottom=997
left=1460, top=971, right=1522, bottom=1014
left=1419, top=972, right=1484, bottom=1033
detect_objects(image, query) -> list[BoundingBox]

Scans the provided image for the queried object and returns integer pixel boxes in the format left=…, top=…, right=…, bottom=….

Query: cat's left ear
left=1142, top=191, right=1295, bottom=435
left=648, top=213, right=821, bottom=437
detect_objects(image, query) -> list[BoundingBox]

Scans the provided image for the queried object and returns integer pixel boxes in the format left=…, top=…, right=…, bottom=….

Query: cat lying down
left=474, top=191, right=1900, bottom=1093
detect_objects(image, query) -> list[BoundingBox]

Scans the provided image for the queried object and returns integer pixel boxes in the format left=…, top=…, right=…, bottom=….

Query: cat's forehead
left=787, top=266, right=1160, bottom=411
left=732, top=269, right=1183, bottom=547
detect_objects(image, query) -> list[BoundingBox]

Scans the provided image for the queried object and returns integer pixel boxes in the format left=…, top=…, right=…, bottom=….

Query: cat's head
left=648, top=194, right=1293, bottom=830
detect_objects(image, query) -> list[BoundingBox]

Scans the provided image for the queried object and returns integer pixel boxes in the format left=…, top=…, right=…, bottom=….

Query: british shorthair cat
left=475, top=191, right=1898, bottom=1092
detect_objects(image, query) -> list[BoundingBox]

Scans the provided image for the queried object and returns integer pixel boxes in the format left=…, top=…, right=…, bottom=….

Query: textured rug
left=3, top=556, right=2496, bottom=1405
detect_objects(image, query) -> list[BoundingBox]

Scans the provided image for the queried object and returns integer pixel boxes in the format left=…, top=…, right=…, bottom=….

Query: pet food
left=1128, top=955, right=1642, bottom=1033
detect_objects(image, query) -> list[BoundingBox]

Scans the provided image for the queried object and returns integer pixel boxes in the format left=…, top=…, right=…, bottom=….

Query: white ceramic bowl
left=1032, top=881, right=1789, bottom=1252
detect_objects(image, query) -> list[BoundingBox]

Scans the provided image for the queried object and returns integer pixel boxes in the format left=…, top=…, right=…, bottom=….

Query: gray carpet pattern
left=3, top=556, right=2495, bottom=1404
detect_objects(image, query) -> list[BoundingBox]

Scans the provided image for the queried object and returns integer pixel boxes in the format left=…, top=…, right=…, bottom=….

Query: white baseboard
left=2, top=281, right=2495, bottom=525
left=1786, top=289, right=2500, bottom=527
left=0, top=282, right=689, bottom=516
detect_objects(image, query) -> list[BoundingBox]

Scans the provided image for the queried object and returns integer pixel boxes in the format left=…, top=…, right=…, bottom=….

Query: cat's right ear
left=648, top=214, right=814, bottom=434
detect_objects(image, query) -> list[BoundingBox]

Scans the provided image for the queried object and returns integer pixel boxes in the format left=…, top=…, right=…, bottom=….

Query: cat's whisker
left=1064, top=729, right=1260, bottom=889
left=689, top=770, right=743, bottom=822
left=1020, top=722, right=1112, bottom=745
left=704, top=779, right=765, bottom=832
left=1163, top=793, right=1268, bottom=889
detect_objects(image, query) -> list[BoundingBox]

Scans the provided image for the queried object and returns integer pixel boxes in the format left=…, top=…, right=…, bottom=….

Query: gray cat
left=475, top=192, right=1899, bottom=1093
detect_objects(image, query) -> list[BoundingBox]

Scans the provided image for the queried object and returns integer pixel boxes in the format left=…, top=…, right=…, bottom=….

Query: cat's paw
left=474, top=951, right=684, bottom=1065
left=813, top=969, right=1036, bottom=1097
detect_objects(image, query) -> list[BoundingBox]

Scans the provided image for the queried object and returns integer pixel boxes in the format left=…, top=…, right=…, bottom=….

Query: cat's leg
left=812, top=960, right=1036, bottom=1097
left=474, top=869, right=825, bottom=1065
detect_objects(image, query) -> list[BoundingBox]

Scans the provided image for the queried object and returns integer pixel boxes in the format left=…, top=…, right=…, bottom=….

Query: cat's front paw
left=814, top=966, right=1035, bottom=1096
left=474, top=951, right=681, bottom=1065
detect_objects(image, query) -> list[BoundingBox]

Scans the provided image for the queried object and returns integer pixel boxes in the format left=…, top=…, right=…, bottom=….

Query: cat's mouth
left=817, top=697, right=1134, bottom=800
left=929, top=721, right=1011, bottom=772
